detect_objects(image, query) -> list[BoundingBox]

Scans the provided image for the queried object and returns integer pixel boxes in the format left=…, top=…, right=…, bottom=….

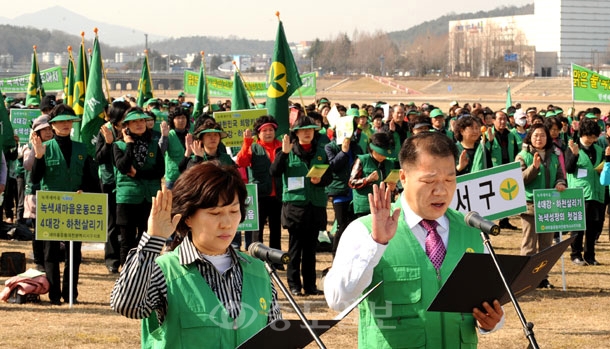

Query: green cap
left=369, top=144, right=394, bottom=158
left=178, top=92, right=185, bottom=97
left=585, top=113, right=597, bottom=119
left=545, top=110, right=556, bottom=117
left=346, top=108, right=359, bottom=117
left=123, top=111, right=153, bottom=122
left=211, top=104, right=221, bottom=112
left=144, top=98, right=158, bottom=106
left=49, top=114, right=81, bottom=123
left=256, top=103, right=265, bottom=109
left=195, top=128, right=228, bottom=139
left=359, top=109, right=368, bottom=117
left=430, top=109, right=444, bottom=118
left=5, top=97, right=14, bottom=103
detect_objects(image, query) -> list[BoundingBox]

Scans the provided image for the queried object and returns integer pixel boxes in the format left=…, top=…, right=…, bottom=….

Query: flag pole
left=81, top=32, right=88, bottom=89
left=232, top=61, right=257, bottom=106
left=201, top=51, right=209, bottom=109
left=94, top=28, right=112, bottom=102
left=33, top=45, right=43, bottom=101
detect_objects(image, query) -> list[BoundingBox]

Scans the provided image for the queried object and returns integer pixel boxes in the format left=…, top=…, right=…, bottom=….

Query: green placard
left=0, top=66, right=64, bottom=93
left=36, top=191, right=108, bottom=242
left=10, top=109, right=42, bottom=143
left=238, top=184, right=259, bottom=231
left=213, top=108, right=269, bottom=147
left=533, top=188, right=586, bottom=233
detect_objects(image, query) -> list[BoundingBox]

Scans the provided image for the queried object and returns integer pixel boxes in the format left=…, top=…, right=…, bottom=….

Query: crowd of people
left=3, top=90, right=609, bottom=346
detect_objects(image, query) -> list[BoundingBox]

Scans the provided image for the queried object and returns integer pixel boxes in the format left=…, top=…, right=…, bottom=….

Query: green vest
left=248, top=143, right=280, bottom=198
left=325, top=141, right=359, bottom=196
left=40, top=139, right=86, bottom=192
left=509, top=128, right=525, bottom=150
left=141, top=248, right=271, bottom=349
left=518, top=150, right=559, bottom=202
left=281, top=145, right=328, bottom=207
left=488, top=128, right=518, bottom=167
left=456, top=142, right=486, bottom=174
left=353, top=154, right=393, bottom=214
left=567, top=145, right=605, bottom=203
left=357, top=204, right=482, bottom=349
left=114, top=140, right=161, bottom=204
left=164, top=130, right=186, bottom=183
left=98, top=124, right=117, bottom=185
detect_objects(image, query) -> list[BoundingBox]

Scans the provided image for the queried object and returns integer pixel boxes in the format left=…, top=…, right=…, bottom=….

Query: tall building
left=448, top=0, right=610, bottom=77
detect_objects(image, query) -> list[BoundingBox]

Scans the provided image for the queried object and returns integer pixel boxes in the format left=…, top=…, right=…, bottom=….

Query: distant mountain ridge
left=0, top=5, right=166, bottom=47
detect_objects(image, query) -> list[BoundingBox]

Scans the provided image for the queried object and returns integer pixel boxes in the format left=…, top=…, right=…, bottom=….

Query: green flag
left=25, top=48, right=46, bottom=107
left=72, top=38, right=89, bottom=141
left=232, top=70, right=250, bottom=111
left=572, top=63, right=610, bottom=103
left=80, top=35, right=107, bottom=157
left=505, top=85, right=512, bottom=110
left=0, top=90, right=16, bottom=152
left=64, top=51, right=75, bottom=108
left=137, top=53, right=153, bottom=107
left=266, top=20, right=302, bottom=136
left=192, top=57, right=208, bottom=117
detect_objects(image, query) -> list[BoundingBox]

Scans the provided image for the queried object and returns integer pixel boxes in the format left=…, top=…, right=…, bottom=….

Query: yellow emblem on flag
left=259, top=297, right=267, bottom=311
left=267, top=62, right=287, bottom=98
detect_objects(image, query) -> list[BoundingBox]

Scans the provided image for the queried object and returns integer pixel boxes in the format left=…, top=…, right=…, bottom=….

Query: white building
left=448, top=0, right=610, bottom=77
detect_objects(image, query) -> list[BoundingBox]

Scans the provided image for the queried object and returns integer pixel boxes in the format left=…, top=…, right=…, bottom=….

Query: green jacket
left=517, top=149, right=560, bottom=202
left=40, top=139, right=86, bottom=192
left=357, top=203, right=483, bottom=349
left=141, top=247, right=271, bottom=349
left=567, top=145, right=604, bottom=203
left=114, top=140, right=161, bottom=204
left=98, top=124, right=117, bottom=185
left=325, top=140, right=362, bottom=197
left=164, top=129, right=185, bottom=183
left=248, top=142, right=281, bottom=198
left=455, top=142, right=486, bottom=174
left=352, top=154, right=393, bottom=214
left=281, top=145, right=328, bottom=207
left=488, top=128, right=519, bottom=167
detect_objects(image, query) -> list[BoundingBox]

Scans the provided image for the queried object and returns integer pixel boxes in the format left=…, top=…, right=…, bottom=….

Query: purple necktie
left=420, top=219, right=446, bottom=270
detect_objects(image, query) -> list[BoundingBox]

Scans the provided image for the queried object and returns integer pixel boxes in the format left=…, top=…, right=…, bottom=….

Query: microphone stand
left=480, top=231, right=539, bottom=349
left=264, top=262, right=327, bottom=349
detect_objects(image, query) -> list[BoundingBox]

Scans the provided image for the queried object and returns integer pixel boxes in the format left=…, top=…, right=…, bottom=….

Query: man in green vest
left=325, top=132, right=504, bottom=348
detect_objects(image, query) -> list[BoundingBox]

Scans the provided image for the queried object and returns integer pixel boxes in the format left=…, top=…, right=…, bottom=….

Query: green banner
left=238, top=184, right=259, bottom=231
left=10, top=109, right=41, bottom=143
left=184, top=71, right=316, bottom=97
left=0, top=66, right=64, bottom=93
left=572, top=63, right=610, bottom=103
left=213, top=108, right=269, bottom=147
left=533, top=188, right=586, bottom=233
left=36, top=191, right=108, bottom=242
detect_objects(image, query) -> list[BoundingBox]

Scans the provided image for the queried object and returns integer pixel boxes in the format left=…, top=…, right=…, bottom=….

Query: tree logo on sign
left=499, top=178, right=519, bottom=200
left=267, top=62, right=287, bottom=98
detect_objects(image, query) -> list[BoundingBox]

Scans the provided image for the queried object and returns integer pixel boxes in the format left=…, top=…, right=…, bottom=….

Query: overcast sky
left=4, top=0, right=533, bottom=42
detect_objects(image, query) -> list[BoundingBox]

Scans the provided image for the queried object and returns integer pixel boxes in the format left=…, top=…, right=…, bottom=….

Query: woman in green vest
left=111, top=162, right=280, bottom=348
left=113, top=108, right=165, bottom=267
left=96, top=99, right=130, bottom=274
left=31, top=106, right=97, bottom=305
left=163, top=107, right=192, bottom=189
left=186, top=119, right=235, bottom=169
left=270, top=116, right=332, bottom=296
left=515, top=124, right=566, bottom=289
left=454, top=115, right=490, bottom=175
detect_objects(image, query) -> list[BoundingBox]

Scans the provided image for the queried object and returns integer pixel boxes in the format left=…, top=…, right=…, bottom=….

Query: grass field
left=1, top=212, right=609, bottom=348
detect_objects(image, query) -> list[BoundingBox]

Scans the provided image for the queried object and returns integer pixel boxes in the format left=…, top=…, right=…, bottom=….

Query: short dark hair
left=579, top=118, right=601, bottom=137
left=252, top=115, right=278, bottom=135
left=368, top=132, right=394, bottom=154
left=108, top=100, right=131, bottom=126
left=454, top=116, right=480, bottom=142
left=523, top=124, right=553, bottom=150
left=399, top=132, right=458, bottom=170
left=171, top=162, right=247, bottom=239
left=168, top=106, right=190, bottom=130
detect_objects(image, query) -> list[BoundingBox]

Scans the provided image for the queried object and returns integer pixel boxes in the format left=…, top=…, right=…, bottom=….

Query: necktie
left=420, top=219, right=446, bottom=270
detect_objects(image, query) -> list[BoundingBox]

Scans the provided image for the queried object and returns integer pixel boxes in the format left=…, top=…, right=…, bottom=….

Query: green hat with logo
left=123, top=110, right=153, bottom=122
left=49, top=113, right=81, bottom=123
left=430, top=109, right=444, bottom=118
left=369, top=143, right=394, bottom=158
left=346, top=108, right=359, bottom=117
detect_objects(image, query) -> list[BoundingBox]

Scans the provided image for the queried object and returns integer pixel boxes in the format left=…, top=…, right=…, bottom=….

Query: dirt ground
left=1, top=209, right=609, bottom=348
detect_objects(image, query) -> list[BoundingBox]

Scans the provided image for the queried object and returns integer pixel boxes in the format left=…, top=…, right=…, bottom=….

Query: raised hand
left=184, top=133, right=193, bottom=157
left=147, top=186, right=181, bottom=239
left=281, top=134, right=291, bottom=154
left=243, top=128, right=253, bottom=140
left=122, top=128, right=134, bottom=143
left=457, top=149, right=469, bottom=171
left=32, top=133, right=46, bottom=159
left=100, top=123, right=114, bottom=144
left=533, top=152, right=542, bottom=169
left=160, top=121, right=170, bottom=137
left=366, top=170, right=379, bottom=183
left=368, top=182, right=400, bottom=245
left=341, top=137, right=350, bottom=153
left=191, top=139, right=205, bottom=157
left=568, top=139, right=579, bottom=155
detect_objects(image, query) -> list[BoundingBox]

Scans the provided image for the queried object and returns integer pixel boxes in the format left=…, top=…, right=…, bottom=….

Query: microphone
left=464, top=211, right=501, bottom=236
left=248, top=242, right=291, bottom=265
